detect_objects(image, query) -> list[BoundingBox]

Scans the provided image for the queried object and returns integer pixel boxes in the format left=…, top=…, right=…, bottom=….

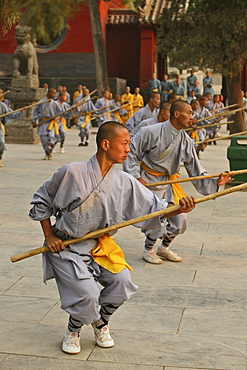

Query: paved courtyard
left=0, top=125, right=247, bottom=370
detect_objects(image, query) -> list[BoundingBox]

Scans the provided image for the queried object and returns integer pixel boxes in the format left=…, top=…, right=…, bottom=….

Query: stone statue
left=12, top=25, right=39, bottom=88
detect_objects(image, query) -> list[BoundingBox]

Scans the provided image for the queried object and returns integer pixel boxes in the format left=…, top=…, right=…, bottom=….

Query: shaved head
left=96, top=121, right=128, bottom=149
left=170, top=100, right=190, bottom=118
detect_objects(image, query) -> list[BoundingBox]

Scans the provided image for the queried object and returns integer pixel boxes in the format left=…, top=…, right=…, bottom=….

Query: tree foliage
left=0, top=0, right=86, bottom=43
left=157, top=0, right=247, bottom=77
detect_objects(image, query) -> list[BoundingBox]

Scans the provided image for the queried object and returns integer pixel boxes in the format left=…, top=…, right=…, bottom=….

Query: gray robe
left=123, top=120, right=218, bottom=240
left=126, top=104, right=159, bottom=133
left=29, top=154, right=167, bottom=282
left=32, top=98, right=61, bottom=154
left=94, top=97, right=112, bottom=127
left=130, top=116, right=159, bottom=138
left=0, top=102, right=23, bottom=155
left=29, top=155, right=168, bottom=324
left=75, top=98, right=96, bottom=140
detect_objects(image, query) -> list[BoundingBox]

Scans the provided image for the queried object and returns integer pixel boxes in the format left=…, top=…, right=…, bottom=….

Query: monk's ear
left=101, top=139, right=109, bottom=151
left=174, top=110, right=180, bottom=118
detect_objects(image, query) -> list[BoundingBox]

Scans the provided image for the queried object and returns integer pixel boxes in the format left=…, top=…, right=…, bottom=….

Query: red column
left=139, top=25, right=156, bottom=89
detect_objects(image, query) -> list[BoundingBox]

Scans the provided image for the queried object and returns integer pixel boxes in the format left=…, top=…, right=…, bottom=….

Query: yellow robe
left=132, top=93, right=144, bottom=113
left=121, top=93, right=133, bottom=123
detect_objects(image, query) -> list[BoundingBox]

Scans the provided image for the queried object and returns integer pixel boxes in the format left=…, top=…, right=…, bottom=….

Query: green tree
left=157, top=0, right=247, bottom=133
left=0, top=0, right=86, bottom=41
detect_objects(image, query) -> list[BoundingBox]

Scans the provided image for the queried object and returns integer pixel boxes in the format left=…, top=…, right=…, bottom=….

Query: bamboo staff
left=186, top=110, right=233, bottom=132
left=185, top=114, right=229, bottom=132
left=194, top=130, right=247, bottom=145
left=37, top=89, right=97, bottom=126
left=145, top=169, right=247, bottom=187
left=91, top=100, right=138, bottom=121
left=0, top=90, right=10, bottom=98
left=185, top=120, right=234, bottom=132
left=196, top=105, right=245, bottom=124
left=10, top=181, right=247, bottom=263
left=211, top=103, right=238, bottom=112
left=0, top=99, right=52, bottom=119
left=73, top=96, right=98, bottom=118
left=75, top=98, right=133, bottom=119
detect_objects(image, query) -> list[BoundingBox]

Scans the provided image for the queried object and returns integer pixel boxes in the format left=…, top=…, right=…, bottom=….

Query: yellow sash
left=114, top=113, right=124, bottom=124
left=177, top=95, right=184, bottom=100
left=0, top=122, right=5, bottom=135
left=48, top=118, right=68, bottom=134
left=140, top=162, right=186, bottom=204
left=47, top=119, right=59, bottom=135
left=60, top=117, right=68, bottom=131
left=168, top=173, right=186, bottom=204
left=189, top=130, right=199, bottom=142
left=90, top=234, right=132, bottom=273
left=152, top=89, right=158, bottom=92
left=80, top=113, right=91, bottom=128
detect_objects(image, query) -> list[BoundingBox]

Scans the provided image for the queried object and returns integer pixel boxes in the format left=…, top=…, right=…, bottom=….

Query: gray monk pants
left=46, top=251, right=138, bottom=325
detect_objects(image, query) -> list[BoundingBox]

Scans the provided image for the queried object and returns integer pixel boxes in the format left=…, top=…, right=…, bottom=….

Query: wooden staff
left=145, top=169, right=247, bottom=187
left=75, top=97, right=119, bottom=118
left=194, top=130, right=247, bottom=145
left=10, top=181, right=247, bottom=263
left=0, top=90, right=10, bottom=98
left=211, top=103, right=238, bottom=112
left=91, top=100, right=138, bottom=121
left=76, top=97, right=134, bottom=118
left=185, top=120, right=234, bottom=132
left=0, top=99, right=52, bottom=119
left=196, top=105, right=245, bottom=124
left=37, top=89, right=97, bottom=126
left=71, top=96, right=98, bottom=118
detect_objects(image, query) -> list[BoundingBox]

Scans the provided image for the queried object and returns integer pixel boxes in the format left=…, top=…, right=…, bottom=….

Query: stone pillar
left=5, top=87, right=46, bottom=144
left=5, top=25, right=46, bottom=144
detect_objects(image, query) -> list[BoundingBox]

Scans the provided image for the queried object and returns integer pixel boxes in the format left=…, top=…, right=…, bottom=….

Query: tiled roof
left=106, top=1, right=171, bottom=25
left=107, top=9, right=139, bottom=25
left=138, top=0, right=172, bottom=24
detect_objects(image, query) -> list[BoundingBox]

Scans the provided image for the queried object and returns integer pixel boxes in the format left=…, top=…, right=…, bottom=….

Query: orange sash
left=90, top=234, right=132, bottom=273
left=140, top=162, right=186, bottom=204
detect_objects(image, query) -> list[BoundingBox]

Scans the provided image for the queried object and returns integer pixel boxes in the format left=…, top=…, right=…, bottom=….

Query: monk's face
left=107, top=128, right=130, bottom=164
left=48, top=89, right=56, bottom=99
left=162, top=109, right=170, bottom=121
left=176, top=105, right=194, bottom=129
left=150, top=93, right=161, bottom=108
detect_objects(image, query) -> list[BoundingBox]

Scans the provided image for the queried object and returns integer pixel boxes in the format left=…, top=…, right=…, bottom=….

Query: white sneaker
left=0, top=159, right=3, bottom=167
left=92, top=323, right=114, bottom=348
left=156, top=246, right=182, bottom=262
left=60, top=147, right=65, bottom=154
left=142, top=249, right=162, bottom=264
left=62, top=330, right=81, bottom=354
left=43, top=155, right=49, bottom=160
left=48, top=153, right=53, bottom=160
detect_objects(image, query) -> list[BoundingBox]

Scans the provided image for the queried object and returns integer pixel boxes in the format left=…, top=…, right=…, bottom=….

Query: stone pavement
left=0, top=125, right=247, bottom=370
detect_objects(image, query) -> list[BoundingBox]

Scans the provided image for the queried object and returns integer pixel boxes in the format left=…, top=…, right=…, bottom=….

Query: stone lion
left=13, top=25, right=39, bottom=79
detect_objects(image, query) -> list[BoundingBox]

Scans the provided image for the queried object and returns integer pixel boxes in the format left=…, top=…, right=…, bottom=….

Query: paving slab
left=2, top=276, right=59, bottom=299
left=89, top=330, right=246, bottom=370
left=0, top=354, right=162, bottom=370
left=179, top=309, right=247, bottom=338
left=0, top=295, right=58, bottom=323
left=0, top=320, right=95, bottom=360
left=193, top=268, right=247, bottom=290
